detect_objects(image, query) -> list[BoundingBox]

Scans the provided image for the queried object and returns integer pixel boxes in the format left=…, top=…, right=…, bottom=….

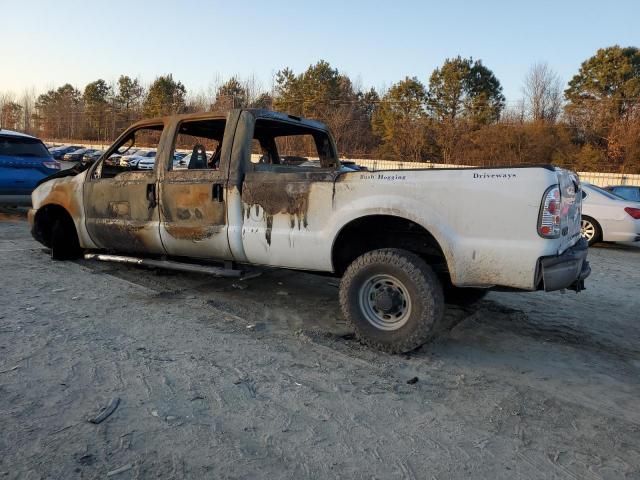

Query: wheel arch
left=32, top=203, right=78, bottom=248
left=331, top=214, right=449, bottom=277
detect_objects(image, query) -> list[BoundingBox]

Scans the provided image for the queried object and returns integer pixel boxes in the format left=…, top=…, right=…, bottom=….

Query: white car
left=119, top=150, right=156, bottom=169
left=581, top=183, right=640, bottom=245
left=117, top=149, right=142, bottom=167
left=137, top=156, right=155, bottom=170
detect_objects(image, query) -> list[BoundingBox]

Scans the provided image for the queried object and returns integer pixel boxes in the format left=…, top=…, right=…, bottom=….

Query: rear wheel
left=581, top=216, right=601, bottom=247
left=50, top=217, right=81, bottom=260
left=339, top=248, right=444, bottom=353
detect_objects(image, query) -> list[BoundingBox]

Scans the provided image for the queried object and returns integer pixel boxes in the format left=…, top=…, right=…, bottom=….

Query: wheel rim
left=581, top=219, right=596, bottom=241
left=358, top=274, right=412, bottom=331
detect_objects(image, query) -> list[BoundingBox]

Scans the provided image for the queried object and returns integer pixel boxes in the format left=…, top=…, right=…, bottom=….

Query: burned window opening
left=94, top=125, right=164, bottom=179
left=170, top=119, right=227, bottom=171
left=249, top=119, right=338, bottom=172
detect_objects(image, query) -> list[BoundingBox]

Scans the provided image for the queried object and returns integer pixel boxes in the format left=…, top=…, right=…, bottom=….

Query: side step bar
left=84, top=253, right=261, bottom=279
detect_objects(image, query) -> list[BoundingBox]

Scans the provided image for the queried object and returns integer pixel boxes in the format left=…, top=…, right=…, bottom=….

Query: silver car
left=581, top=183, right=640, bottom=245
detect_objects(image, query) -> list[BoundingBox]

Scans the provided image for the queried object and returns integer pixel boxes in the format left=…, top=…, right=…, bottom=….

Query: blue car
left=0, top=129, right=61, bottom=205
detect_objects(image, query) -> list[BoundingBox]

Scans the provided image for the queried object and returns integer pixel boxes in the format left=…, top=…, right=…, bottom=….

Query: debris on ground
left=107, top=463, right=133, bottom=477
left=88, top=397, right=120, bottom=424
left=0, top=365, right=19, bottom=374
left=1, top=218, right=639, bottom=478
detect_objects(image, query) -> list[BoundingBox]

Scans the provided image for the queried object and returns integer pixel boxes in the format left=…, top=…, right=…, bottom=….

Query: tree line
left=1, top=45, right=639, bottom=173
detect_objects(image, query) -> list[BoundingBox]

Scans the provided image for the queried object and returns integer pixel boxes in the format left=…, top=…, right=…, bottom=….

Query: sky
left=1, top=0, right=638, bottom=104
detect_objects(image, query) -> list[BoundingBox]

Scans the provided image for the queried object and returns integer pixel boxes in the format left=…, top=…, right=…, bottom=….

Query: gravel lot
left=1, top=209, right=639, bottom=479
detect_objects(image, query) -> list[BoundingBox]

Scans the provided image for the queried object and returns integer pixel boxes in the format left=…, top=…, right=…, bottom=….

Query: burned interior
left=248, top=118, right=339, bottom=172
left=170, top=118, right=227, bottom=171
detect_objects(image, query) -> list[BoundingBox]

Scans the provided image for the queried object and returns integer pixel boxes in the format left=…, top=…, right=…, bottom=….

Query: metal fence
left=47, top=141, right=640, bottom=187
left=348, top=159, right=467, bottom=170
left=576, top=172, right=640, bottom=187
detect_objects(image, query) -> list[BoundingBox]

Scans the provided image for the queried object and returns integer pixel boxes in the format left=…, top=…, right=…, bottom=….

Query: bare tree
left=20, top=87, right=37, bottom=134
left=500, top=98, right=527, bottom=125
left=523, top=62, right=563, bottom=123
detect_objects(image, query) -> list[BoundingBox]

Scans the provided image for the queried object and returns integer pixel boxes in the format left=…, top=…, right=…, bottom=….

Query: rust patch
left=164, top=224, right=223, bottom=241
left=108, top=202, right=130, bottom=218
left=112, top=171, right=154, bottom=186
left=88, top=220, right=155, bottom=253
left=160, top=183, right=226, bottom=241
left=177, top=208, right=191, bottom=220
left=168, top=185, right=211, bottom=208
left=40, top=179, right=82, bottom=218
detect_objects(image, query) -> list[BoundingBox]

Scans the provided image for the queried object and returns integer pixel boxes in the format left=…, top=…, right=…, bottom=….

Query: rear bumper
left=539, top=237, right=591, bottom=292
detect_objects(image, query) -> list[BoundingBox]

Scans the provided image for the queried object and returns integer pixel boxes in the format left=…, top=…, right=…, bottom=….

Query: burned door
left=238, top=117, right=339, bottom=270
left=83, top=124, right=165, bottom=254
left=158, top=117, right=234, bottom=260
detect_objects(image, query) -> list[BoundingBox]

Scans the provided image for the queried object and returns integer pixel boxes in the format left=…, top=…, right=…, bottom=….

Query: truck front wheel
left=339, top=248, right=444, bottom=353
left=50, top=217, right=81, bottom=260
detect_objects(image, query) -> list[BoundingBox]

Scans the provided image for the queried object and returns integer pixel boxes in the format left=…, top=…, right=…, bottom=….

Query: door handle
left=146, top=183, right=157, bottom=209
left=212, top=183, right=224, bottom=202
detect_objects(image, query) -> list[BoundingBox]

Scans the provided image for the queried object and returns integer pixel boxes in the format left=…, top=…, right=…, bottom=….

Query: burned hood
left=36, top=161, right=91, bottom=187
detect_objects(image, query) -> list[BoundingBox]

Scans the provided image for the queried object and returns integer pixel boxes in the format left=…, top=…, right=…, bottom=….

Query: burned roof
left=129, top=109, right=329, bottom=132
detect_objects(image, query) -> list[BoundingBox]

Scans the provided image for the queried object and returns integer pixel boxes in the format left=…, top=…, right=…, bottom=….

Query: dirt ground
left=1, top=208, right=639, bottom=479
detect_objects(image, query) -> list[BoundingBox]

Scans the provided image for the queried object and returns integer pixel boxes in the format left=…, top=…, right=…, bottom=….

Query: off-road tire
left=443, top=285, right=489, bottom=306
left=339, top=248, right=444, bottom=353
left=50, top=217, right=81, bottom=260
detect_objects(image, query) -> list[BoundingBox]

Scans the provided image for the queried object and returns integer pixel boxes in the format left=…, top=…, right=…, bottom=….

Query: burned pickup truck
left=29, top=109, right=590, bottom=353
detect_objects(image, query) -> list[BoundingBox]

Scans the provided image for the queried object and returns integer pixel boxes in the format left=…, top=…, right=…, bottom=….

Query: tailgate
left=556, top=168, right=582, bottom=254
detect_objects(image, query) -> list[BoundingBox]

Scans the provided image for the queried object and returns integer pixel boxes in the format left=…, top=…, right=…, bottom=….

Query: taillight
left=538, top=185, right=561, bottom=238
left=43, top=161, right=61, bottom=170
left=625, top=207, right=640, bottom=219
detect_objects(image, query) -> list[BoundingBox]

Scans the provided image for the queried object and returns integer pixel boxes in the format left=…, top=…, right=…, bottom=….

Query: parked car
left=106, top=149, right=143, bottom=167
left=0, top=129, right=61, bottom=205
left=63, top=148, right=99, bottom=162
left=49, top=145, right=82, bottom=160
left=137, top=156, right=156, bottom=170
left=603, top=185, right=640, bottom=202
left=82, top=150, right=104, bottom=165
left=119, top=150, right=156, bottom=169
left=29, top=109, right=590, bottom=353
left=581, top=183, right=640, bottom=246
